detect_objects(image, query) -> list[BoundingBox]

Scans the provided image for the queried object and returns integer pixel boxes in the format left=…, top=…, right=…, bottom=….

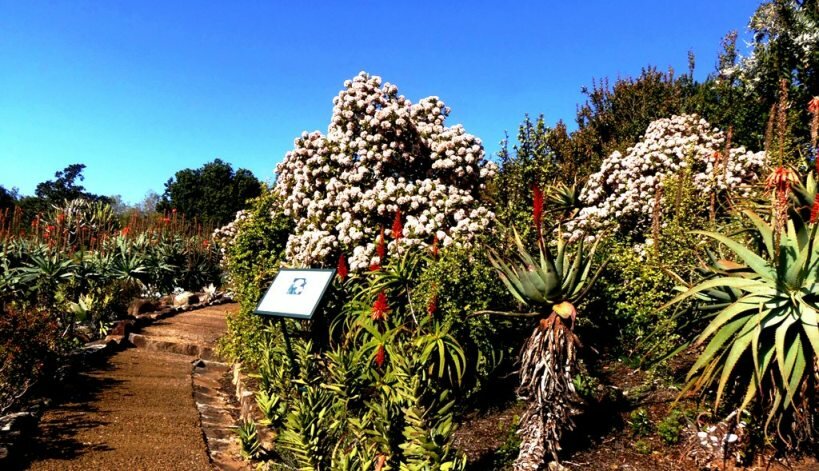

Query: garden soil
left=16, top=304, right=239, bottom=471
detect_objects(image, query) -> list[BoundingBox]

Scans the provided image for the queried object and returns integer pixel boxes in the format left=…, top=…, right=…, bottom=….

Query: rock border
left=229, top=363, right=276, bottom=458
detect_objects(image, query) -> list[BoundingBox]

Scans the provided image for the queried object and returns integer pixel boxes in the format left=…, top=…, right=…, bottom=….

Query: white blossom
left=565, top=114, right=765, bottom=240
left=271, top=72, right=496, bottom=271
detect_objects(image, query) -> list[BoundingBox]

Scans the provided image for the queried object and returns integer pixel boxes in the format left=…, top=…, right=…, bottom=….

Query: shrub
left=657, top=409, right=687, bottom=445
left=214, top=188, right=292, bottom=366
left=628, top=408, right=653, bottom=436
left=274, top=71, right=496, bottom=271
left=0, top=306, right=65, bottom=412
left=248, top=249, right=468, bottom=469
left=416, top=244, right=522, bottom=401
left=567, top=114, right=764, bottom=241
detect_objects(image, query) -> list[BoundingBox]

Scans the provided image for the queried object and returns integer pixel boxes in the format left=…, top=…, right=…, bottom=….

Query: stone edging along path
left=0, top=298, right=250, bottom=470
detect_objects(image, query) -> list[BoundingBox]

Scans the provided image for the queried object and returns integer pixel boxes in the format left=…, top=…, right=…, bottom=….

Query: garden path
left=18, top=303, right=242, bottom=471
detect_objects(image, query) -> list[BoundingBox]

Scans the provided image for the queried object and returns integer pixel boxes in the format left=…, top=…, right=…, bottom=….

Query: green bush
left=216, top=188, right=292, bottom=366
left=416, top=244, right=522, bottom=402
left=657, top=409, right=687, bottom=445
left=628, top=408, right=653, bottom=437
left=244, top=250, right=468, bottom=469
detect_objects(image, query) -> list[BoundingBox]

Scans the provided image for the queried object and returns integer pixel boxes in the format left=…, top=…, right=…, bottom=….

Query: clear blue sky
left=0, top=1, right=759, bottom=204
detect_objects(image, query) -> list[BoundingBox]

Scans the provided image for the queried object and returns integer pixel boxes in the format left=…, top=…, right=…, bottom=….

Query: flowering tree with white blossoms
left=565, top=114, right=766, bottom=241
left=274, top=71, right=497, bottom=271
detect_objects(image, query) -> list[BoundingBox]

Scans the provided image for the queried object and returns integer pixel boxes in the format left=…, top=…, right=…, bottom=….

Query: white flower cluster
left=274, top=71, right=496, bottom=270
left=566, top=114, right=765, bottom=240
left=212, top=209, right=249, bottom=258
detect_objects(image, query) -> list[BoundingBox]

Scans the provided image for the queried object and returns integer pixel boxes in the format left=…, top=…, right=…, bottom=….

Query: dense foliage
left=159, top=158, right=262, bottom=226
left=0, top=200, right=221, bottom=411
left=567, top=114, right=765, bottom=241
left=4, top=1, right=819, bottom=468
left=667, top=207, right=819, bottom=446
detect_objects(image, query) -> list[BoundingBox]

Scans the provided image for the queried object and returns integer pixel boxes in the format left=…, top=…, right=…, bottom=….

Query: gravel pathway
left=19, top=304, right=239, bottom=471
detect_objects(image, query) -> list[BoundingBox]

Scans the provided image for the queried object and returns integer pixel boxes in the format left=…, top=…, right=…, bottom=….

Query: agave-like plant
left=665, top=208, right=819, bottom=443
left=545, top=181, right=582, bottom=222
left=488, top=219, right=604, bottom=469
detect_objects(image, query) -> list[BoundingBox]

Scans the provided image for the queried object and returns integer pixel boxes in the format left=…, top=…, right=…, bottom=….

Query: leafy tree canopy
left=34, top=163, right=107, bottom=203
left=0, top=185, right=17, bottom=212
left=158, top=158, right=261, bottom=226
left=13, top=164, right=109, bottom=217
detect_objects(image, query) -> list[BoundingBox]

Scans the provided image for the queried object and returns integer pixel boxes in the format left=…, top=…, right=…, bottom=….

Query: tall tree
left=18, top=164, right=109, bottom=216
left=34, top=163, right=101, bottom=203
left=0, top=186, right=17, bottom=212
left=137, top=190, right=161, bottom=215
left=158, top=159, right=261, bottom=226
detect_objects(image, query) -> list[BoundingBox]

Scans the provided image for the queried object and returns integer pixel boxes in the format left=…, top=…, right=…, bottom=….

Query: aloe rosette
left=667, top=209, right=819, bottom=440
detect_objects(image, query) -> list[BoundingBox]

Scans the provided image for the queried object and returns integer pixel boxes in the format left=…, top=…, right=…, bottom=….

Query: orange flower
left=532, top=185, right=544, bottom=237
left=808, top=96, right=819, bottom=114
left=371, top=291, right=389, bottom=321
left=427, top=293, right=438, bottom=317
left=336, top=254, right=349, bottom=281
left=391, top=209, right=403, bottom=240
left=765, top=166, right=798, bottom=194
left=811, top=199, right=819, bottom=224
left=431, top=234, right=439, bottom=258
left=374, top=344, right=386, bottom=367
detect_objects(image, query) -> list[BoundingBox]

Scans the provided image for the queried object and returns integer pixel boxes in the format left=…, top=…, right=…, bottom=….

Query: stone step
left=128, top=332, right=217, bottom=360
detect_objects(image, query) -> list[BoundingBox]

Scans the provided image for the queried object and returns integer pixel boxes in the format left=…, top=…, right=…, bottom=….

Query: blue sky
left=0, top=1, right=759, bottom=204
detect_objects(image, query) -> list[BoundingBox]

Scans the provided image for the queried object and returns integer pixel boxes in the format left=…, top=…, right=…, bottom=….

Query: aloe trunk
left=489, top=226, right=604, bottom=469
left=515, top=314, right=581, bottom=470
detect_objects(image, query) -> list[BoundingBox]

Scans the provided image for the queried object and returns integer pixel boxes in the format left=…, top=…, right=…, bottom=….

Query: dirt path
left=18, top=303, right=240, bottom=471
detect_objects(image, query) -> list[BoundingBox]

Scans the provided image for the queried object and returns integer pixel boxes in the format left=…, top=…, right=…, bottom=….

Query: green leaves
left=488, top=228, right=603, bottom=311
left=669, top=210, right=819, bottom=434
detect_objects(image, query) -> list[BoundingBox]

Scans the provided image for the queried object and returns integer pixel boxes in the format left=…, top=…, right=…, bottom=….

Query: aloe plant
left=488, top=224, right=604, bottom=469
left=665, top=208, right=819, bottom=442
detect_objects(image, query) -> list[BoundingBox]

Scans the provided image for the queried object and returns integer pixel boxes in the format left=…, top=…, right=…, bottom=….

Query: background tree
left=158, top=158, right=261, bottom=226
left=0, top=186, right=17, bottom=212
left=568, top=66, right=697, bottom=179
left=34, top=163, right=107, bottom=203
left=137, top=190, right=161, bottom=215
left=16, top=163, right=109, bottom=216
left=492, top=114, right=558, bottom=238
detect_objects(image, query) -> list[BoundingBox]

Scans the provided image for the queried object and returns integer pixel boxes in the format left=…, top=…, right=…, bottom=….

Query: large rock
left=128, top=298, right=157, bottom=316
left=158, top=295, right=175, bottom=307
left=105, top=320, right=134, bottom=344
left=173, top=292, right=199, bottom=307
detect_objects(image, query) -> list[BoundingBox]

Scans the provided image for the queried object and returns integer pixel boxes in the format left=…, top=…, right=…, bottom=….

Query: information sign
left=254, top=268, right=336, bottom=319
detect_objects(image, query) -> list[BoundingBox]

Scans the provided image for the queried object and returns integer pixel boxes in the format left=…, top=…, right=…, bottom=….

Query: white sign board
left=254, top=268, right=336, bottom=319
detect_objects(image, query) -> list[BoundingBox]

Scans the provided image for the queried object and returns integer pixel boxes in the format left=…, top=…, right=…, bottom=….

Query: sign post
left=254, top=268, right=336, bottom=374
